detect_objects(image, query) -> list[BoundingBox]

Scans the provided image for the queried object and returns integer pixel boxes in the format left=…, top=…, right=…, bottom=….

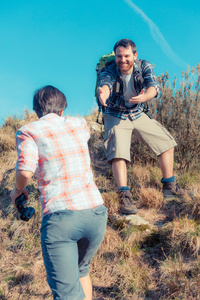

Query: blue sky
left=0, top=0, right=199, bottom=125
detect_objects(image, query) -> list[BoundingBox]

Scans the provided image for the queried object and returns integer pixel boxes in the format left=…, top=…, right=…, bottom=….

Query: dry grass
left=164, top=217, right=200, bottom=256
left=0, top=132, right=16, bottom=153
left=0, top=110, right=200, bottom=299
left=139, top=187, right=164, bottom=209
left=91, top=227, right=155, bottom=299
left=159, top=255, right=200, bottom=299
left=102, top=192, right=120, bottom=215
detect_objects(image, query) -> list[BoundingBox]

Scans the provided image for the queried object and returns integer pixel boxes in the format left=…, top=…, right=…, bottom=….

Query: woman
left=10, top=85, right=107, bottom=300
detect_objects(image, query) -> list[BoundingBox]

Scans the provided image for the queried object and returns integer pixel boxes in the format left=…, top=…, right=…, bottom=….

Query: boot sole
left=163, top=194, right=183, bottom=199
left=120, top=208, right=138, bottom=215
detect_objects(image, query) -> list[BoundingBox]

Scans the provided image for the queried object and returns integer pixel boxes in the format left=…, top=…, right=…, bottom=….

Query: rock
left=121, top=214, right=149, bottom=226
left=109, top=213, right=150, bottom=229
left=89, top=122, right=102, bottom=132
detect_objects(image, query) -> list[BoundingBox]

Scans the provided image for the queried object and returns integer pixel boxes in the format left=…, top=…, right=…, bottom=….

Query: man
left=10, top=85, right=107, bottom=300
left=98, top=38, right=181, bottom=215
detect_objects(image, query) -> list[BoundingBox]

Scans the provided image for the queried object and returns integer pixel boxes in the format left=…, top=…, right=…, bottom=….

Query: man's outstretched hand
left=98, top=86, right=110, bottom=107
left=129, top=87, right=157, bottom=104
left=129, top=88, right=146, bottom=104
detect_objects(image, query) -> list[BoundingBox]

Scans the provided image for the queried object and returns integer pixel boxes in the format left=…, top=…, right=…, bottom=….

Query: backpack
left=95, top=52, right=152, bottom=122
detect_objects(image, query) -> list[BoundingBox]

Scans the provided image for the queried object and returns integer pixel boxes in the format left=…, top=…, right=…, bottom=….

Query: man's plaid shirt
left=98, top=59, right=160, bottom=120
left=15, top=113, right=103, bottom=217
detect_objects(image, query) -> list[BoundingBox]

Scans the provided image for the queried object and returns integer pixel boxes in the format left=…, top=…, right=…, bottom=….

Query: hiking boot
left=118, top=190, right=138, bottom=214
left=162, top=182, right=186, bottom=199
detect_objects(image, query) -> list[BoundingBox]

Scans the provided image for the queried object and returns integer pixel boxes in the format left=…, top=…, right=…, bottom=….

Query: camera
left=15, top=194, right=35, bottom=222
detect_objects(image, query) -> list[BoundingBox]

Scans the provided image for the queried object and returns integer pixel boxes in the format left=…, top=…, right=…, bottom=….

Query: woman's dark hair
left=33, top=85, right=67, bottom=118
left=114, top=39, right=137, bottom=54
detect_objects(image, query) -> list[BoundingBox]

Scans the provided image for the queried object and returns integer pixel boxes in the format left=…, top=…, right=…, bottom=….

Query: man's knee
left=158, top=147, right=174, bottom=157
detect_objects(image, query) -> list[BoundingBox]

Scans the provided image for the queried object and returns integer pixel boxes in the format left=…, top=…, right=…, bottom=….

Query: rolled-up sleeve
left=142, top=60, right=160, bottom=97
left=15, top=129, right=38, bottom=173
left=98, top=69, right=114, bottom=90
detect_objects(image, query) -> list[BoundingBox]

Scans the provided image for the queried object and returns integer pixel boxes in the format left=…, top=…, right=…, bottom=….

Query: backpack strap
left=134, top=59, right=144, bottom=86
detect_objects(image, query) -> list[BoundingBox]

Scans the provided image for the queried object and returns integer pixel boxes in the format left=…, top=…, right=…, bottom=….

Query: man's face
left=115, top=45, right=137, bottom=74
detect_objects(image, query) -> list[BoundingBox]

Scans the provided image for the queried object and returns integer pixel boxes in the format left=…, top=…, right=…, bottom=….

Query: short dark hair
left=33, top=85, right=67, bottom=118
left=114, top=39, right=137, bottom=54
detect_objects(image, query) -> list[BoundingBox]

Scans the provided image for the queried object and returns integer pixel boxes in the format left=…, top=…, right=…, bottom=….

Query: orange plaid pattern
left=15, top=113, right=103, bottom=217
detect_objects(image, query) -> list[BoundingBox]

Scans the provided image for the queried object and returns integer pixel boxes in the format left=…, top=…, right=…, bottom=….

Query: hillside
left=0, top=106, right=200, bottom=299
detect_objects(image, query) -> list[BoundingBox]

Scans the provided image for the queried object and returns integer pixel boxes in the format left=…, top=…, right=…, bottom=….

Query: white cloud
left=124, top=0, right=188, bottom=68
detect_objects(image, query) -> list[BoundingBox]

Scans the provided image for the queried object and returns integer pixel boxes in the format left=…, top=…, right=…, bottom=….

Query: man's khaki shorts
left=103, top=113, right=177, bottom=163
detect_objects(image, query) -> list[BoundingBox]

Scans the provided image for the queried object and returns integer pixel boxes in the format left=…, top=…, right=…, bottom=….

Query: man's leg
left=103, top=114, right=138, bottom=214
left=158, top=147, right=174, bottom=179
left=158, top=147, right=187, bottom=198
left=132, top=113, right=184, bottom=198
left=111, top=158, right=138, bottom=214
left=80, top=274, right=92, bottom=300
left=103, top=114, right=138, bottom=213
left=112, top=158, right=127, bottom=187
left=158, top=147, right=185, bottom=198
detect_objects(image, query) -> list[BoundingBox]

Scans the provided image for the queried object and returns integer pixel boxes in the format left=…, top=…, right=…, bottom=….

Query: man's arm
left=128, top=86, right=157, bottom=104
left=10, top=170, right=33, bottom=208
left=98, top=85, right=111, bottom=107
left=98, top=63, right=116, bottom=107
left=131, top=59, right=160, bottom=105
